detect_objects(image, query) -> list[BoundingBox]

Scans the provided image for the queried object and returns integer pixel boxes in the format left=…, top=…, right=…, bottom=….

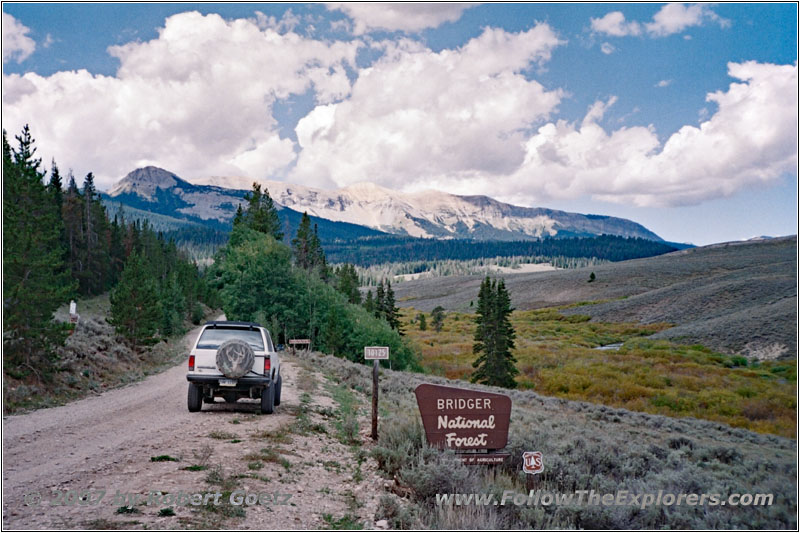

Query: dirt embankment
left=2, top=323, right=387, bottom=529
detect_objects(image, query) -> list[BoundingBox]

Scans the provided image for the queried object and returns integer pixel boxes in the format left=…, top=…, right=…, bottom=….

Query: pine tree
left=470, top=277, right=518, bottom=388
left=47, top=159, right=63, bottom=212
left=470, top=277, right=496, bottom=384
left=109, top=214, right=126, bottom=285
left=363, top=289, right=375, bottom=313
left=384, top=280, right=403, bottom=334
left=310, top=223, right=328, bottom=279
left=160, top=272, right=186, bottom=337
left=336, top=263, right=361, bottom=304
left=491, top=279, right=518, bottom=387
left=417, top=313, right=427, bottom=331
left=232, top=204, right=244, bottom=227
left=47, top=159, right=69, bottom=264
left=431, top=305, right=445, bottom=332
left=374, top=281, right=386, bottom=319
left=3, top=127, right=75, bottom=375
left=292, top=212, right=313, bottom=270
left=261, top=185, right=283, bottom=241
left=244, top=183, right=282, bottom=240
left=62, top=171, right=85, bottom=285
left=109, top=250, right=161, bottom=346
left=80, top=173, right=111, bottom=295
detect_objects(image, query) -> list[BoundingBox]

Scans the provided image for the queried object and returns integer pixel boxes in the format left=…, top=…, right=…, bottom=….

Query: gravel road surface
left=3, top=322, right=383, bottom=529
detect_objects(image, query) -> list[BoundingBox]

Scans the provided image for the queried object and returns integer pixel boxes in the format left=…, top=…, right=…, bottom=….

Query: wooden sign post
left=364, top=346, right=389, bottom=440
left=288, top=339, right=311, bottom=354
left=414, top=383, right=512, bottom=464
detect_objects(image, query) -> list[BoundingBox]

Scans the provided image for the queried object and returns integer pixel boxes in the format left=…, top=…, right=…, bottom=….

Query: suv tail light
left=188, top=355, right=195, bottom=371
left=264, top=356, right=271, bottom=374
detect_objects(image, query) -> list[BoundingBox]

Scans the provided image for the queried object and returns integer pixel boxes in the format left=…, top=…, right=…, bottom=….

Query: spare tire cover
left=216, top=339, right=255, bottom=379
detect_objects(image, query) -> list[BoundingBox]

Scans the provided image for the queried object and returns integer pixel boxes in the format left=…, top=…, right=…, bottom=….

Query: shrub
left=372, top=415, right=425, bottom=476
left=398, top=449, right=479, bottom=501
left=668, top=436, right=694, bottom=450
left=191, top=302, right=205, bottom=325
left=375, top=494, right=420, bottom=529
left=150, top=455, right=179, bottom=462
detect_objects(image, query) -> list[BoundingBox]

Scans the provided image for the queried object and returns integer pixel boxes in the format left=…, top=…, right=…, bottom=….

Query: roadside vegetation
left=307, top=351, right=796, bottom=530
left=3, top=294, right=215, bottom=414
left=401, top=306, right=796, bottom=438
left=169, top=357, right=379, bottom=530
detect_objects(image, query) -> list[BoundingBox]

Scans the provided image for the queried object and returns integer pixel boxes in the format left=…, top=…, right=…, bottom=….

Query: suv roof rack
left=204, top=321, right=262, bottom=330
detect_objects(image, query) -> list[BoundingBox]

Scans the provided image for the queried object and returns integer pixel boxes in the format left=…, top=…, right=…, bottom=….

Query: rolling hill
left=392, top=236, right=797, bottom=359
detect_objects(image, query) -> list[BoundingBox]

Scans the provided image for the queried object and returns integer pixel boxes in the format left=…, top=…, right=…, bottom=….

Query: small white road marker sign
left=364, top=346, right=389, bottom=360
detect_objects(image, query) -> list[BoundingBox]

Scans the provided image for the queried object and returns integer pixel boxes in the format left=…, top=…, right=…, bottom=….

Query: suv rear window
left=197, top=328, right=265, bottom=350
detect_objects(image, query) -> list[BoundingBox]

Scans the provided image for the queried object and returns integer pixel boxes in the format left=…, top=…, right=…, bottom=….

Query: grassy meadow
left=401, top=306, right=796, bottom=438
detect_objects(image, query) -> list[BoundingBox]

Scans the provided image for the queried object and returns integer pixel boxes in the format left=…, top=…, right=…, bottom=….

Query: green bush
left=191, top=302, right=205, bottom=325
left=211, top=226, right=418, bottom=371
left=375, top=494, right=420, bottom=529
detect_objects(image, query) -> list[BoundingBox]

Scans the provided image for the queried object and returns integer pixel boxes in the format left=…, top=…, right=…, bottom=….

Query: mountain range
left=104, top=166, right=663, bottom=242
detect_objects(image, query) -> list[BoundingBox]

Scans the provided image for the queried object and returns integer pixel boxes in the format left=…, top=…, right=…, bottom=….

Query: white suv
left=186, top=321, right=282, bottom=414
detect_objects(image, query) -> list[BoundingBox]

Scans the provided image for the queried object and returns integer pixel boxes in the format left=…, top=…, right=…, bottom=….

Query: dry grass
left=400, top=307, right=796, bottom=438
left=307, top=351, right=796, bottom=530
left=393, top=237, right=797, bottom=359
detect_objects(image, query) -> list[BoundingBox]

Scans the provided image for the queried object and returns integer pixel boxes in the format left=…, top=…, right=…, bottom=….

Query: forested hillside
left=3, top=125, right=215, bottom=386
left=325, top=234, right=680, bottom=267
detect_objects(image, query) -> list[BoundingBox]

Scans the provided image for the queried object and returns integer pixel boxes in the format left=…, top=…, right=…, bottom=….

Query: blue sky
left=2, top=3, right=797, bottom=244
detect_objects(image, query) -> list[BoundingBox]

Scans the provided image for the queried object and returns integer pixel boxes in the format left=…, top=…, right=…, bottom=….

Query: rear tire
left=261, top=384, right=275, bottom=415
left=274, top=374, right=283, bottom=406
left=188, top=383, right=202, bottom=412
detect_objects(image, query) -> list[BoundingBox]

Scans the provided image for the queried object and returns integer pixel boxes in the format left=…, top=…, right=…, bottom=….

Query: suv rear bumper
left=186, top=375, right=272, bottom=388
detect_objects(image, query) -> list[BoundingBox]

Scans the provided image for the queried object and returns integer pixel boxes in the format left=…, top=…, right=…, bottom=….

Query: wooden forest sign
left=413, top=384, right=511, bottom=451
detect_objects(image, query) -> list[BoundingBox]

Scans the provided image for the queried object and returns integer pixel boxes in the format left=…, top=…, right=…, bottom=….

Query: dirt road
left=3, top=323, right=385, bottom=529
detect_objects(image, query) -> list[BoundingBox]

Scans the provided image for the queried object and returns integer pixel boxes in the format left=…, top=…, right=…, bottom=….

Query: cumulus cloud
left=1, top=10, right=794, bottom=212
left=655, top=79, right=672, bottom=88
left=3, top=12, right=36, bottom=63
left=1, top=11, right=360, bottom=188
left=507, top=61, right=797, bottom=207
left=645, top=3, right=729, bottom=37
left=592, top=4, right=729, bottom=38
left=328, top=3, right=472, bottom=34
left=590, top=11, right=642, bottom=37
left=600, top=42, right=615, bottom=55
left=290, top=24, right=565, bottom=189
